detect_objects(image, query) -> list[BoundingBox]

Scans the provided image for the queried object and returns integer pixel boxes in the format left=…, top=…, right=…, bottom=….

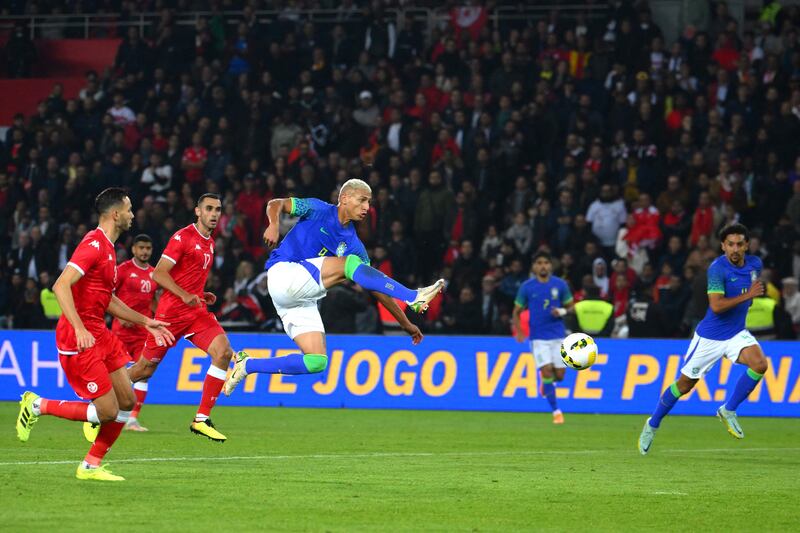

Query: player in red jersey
left=15, top=188, right=174, bottom=481
left=111, top=233, right=157, bottom=432
left=128, top=193, right=236, bottom=442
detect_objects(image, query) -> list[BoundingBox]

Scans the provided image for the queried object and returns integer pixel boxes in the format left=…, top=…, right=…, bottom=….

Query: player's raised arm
left=152, top=256, right=202, bottom=307
left=53, top=264, right=94, bottom=350
left=263, top=197, right=293, bottom=248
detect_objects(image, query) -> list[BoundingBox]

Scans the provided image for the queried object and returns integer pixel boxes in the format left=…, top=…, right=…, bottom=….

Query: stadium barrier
left=1, top=330, right=798, bottom=417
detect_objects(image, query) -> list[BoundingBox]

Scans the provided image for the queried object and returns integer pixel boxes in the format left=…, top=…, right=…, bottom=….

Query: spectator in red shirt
left=431, top=129, right=460, bottom=166
left=610, top=273, right=631, bottom=318
left=235, top=174, right=267, bottom=242
left=711, top=32, right=740, bottom=72
left=624, top=193, right=662, bottom=253
left=690, top=191, right=716, bottom=247
left=181, top=131, right=207, bottom=185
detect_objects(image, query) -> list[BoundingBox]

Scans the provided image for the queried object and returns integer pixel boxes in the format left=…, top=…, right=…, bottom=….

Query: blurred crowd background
left=2, top=0, right=800, bottom=339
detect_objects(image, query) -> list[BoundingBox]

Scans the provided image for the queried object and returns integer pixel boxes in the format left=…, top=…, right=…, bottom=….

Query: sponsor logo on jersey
left=89, top=240, right=100, bottom=249
left=174, top=234, right=181, bottom=241
left=195, top=244, right=202, bottom=250
left=130, top=273, right=138, bottom=278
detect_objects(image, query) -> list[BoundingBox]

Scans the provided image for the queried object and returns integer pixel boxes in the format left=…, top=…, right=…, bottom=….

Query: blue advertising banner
left=1, top=330, right=798, bottom=417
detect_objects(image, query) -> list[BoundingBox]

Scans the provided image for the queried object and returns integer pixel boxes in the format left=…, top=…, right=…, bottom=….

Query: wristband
left=555, top=308, right=567, bottom=317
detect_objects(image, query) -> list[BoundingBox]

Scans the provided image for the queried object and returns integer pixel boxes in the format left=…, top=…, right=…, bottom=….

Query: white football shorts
left=267, top=257, right=328, bottom=339
left=680, top=329, right=759, bottom=379
left=530, top=339, right=566, bottom=370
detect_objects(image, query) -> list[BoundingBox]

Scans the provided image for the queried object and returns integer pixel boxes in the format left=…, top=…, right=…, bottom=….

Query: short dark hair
left=532, top=251, right=552, bottom=263
left=95, top=187, right=128, bottom=215
left=718, top=223, right=749, bottom=243
left=133, top=234, right=152, bottom=245
left=197, top=193, right=221, bottom=206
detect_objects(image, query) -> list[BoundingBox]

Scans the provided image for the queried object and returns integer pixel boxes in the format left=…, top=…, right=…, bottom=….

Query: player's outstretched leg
left=16, top=391, right=102, bottom=442
left=717, top=346, right=768, bottom=439
left=337, top=255, right=444, bottom=313
left=225, top=340, right=328, bottom=396
left=125, top=381, right=149, bottom=432
left=639, top=379, right=693, bottom=455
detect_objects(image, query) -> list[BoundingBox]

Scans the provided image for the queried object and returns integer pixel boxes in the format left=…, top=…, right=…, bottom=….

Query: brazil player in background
left=512, top=251, right=574, bottom=424
left=223, top=179, right=443, bottom=395
left=639, top=223, right=768, bottom=454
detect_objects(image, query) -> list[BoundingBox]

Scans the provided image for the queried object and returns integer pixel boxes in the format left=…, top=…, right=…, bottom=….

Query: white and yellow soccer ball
left=560, top=332, right=598, bottom=370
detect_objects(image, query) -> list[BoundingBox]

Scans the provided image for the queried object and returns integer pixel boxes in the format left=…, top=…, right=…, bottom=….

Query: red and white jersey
left=58, top=227, right=118, bottom=337
left=157, top=223, right=214, bottom=317
left=114, top=259, right=156, bottom=317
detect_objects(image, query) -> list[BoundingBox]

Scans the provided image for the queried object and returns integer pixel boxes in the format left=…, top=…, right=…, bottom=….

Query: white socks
left=86, top=404, right=100, bottom=424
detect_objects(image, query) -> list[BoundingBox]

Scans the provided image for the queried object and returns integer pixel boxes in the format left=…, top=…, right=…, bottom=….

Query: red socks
left=131, top=382, right=148, bottom=419
left=40, top=399, right=90, bottom=421
left=84, top=421, right=124, bottom=466
left=196, top=365, right=227, bottom=419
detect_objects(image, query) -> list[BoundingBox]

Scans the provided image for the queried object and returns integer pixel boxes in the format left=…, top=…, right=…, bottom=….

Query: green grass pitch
left=1, top=403, right=798, bottom=532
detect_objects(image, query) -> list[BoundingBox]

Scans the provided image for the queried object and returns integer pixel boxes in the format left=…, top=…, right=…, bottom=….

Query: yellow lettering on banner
left=345, top=350, right=381, bottom=396
left=313, top=350, right=343, bottom=395
left=502, top=353, right=537, bottom=398
left=268, top=349, right=300, bottom=394
left=574, top=353, right=607, bottom=399
left=682, top=377, right=711, bottom=401
left=789, top=374, right=800, bottom=403
left=475, top=352, right=511, bottom=397
left=621, top=355, right=659, bottom=399
left=176, top=348, right=206, bottom=392
left=750, top=356, right=792, bottom=403
left=384, top=350, right=418, bottom=396
left=660, top=355, right=681, bottom=392
left=242, top=349, right=271, bottom=393
left=420, top=351, right=457, bottom=397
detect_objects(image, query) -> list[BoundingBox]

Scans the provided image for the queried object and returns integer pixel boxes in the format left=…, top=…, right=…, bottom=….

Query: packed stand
left=2, top=0, right=800, bottom=339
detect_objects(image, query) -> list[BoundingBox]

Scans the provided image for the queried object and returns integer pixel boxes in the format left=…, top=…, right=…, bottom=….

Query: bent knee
left=213, top=347, right=234, bottom=364
left=97, top=408, right=119, bottom=424
left=751, top=357, right=769, bottom=375
left=118, top=395, right=135, bottom=412
left=304, top=354, right=328, bottom=373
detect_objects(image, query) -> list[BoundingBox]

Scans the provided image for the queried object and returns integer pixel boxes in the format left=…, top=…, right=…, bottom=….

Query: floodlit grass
left=1, top=403, right=798, bottom=531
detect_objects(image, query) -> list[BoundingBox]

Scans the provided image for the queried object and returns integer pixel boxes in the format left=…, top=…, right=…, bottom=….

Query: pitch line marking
left=652, top=491, right=688, bottom=496
left=1, top=447, right=799, bottom=467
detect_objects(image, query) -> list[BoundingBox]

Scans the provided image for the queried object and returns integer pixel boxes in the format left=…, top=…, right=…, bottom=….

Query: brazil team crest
left=336, top=242, right=347, bottom=256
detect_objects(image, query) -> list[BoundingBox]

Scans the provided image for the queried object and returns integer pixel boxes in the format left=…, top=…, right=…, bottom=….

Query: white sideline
left=1, top=447, right=798, bottom=467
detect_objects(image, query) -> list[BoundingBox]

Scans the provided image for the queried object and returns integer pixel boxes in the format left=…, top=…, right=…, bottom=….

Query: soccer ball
left=560, top=332, right=598, bottom=370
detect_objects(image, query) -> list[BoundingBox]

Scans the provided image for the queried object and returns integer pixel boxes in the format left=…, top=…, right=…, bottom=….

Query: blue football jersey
left=265, top=198, right=370, bottom=272
left=695, top=254, right=762, bottom=340
left=515, top=275, right=573, bottom=340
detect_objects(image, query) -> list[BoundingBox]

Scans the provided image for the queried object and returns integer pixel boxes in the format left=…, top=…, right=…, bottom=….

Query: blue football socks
left=649, top=382, right=682, bottom=428
left=244, top=354, right=328, bottom=375
left=344, top=255, right=417, bottom=302
left=725, top=368, right=763, bottom=411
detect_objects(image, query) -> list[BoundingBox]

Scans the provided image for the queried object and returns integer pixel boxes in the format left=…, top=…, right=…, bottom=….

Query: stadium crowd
left=3, top=0, right=800, bottom=339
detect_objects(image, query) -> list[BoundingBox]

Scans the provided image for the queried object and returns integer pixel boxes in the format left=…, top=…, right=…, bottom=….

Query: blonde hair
left=338, top=178, right=372, bottom=202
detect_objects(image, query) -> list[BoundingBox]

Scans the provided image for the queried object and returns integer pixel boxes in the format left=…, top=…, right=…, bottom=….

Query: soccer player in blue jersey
left=638, top=223, right=769, bottom=454
left=512, top=251, right=575, bottom=424
left=223, top=179, right=443, bottom=394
